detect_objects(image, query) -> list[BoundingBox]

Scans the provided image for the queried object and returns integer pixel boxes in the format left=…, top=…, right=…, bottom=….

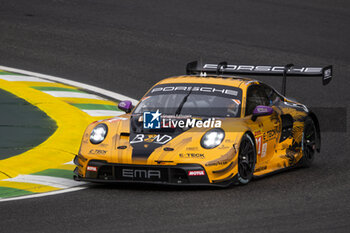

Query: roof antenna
left=282, top=64, right=294, bottom=96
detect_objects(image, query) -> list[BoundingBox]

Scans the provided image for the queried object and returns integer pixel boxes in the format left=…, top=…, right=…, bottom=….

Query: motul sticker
left=87, top=166, right=97, bottom=172
left=188, top=170, right=205, bottom=176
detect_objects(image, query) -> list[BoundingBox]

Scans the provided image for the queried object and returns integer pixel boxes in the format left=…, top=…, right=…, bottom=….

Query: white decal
left=130, top=134, right=144, bottom=144
left=130, top=134, right=172, bottom=145
left=261, top=143, right=267, bottom=158
left=153, top=135, right=172, bottom=144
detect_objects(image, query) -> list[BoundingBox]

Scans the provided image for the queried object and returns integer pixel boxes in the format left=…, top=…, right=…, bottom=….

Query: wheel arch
left=244, top=131, right=256, bottom=147
left=235, top=130, right=257, bottom=184
left=308, top=111, right=321, bottom=152
left=244, top=131, right=257, bottom=163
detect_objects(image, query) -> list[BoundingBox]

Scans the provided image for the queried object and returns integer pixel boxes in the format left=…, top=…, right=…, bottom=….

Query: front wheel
left=298, top=117, right=317, bottom=168
left=237, top=134, right=256, bottom=184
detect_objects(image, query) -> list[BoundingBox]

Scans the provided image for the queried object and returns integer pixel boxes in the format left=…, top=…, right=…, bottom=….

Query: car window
left=245, top=85, right=269, bottom=116
left=261, top=84, right=282, bottom=105
left=133, top=83, right=243, bottom=117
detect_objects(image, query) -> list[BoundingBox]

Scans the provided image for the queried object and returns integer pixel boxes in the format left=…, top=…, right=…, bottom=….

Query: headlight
left=200, top=128, right=225, bottom=149
left=90, top=124, right=108, bottom=144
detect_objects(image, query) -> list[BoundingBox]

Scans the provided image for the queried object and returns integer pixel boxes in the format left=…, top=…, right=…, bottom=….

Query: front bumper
left=74, top=159, right=236, bottom=187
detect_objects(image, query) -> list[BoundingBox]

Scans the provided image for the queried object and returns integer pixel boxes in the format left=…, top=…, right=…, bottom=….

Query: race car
left=74, top=61, right=332, bottom=187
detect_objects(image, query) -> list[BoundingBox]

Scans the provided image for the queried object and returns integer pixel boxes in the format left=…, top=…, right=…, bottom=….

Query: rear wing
left=186, top=61, right=333, bottom=95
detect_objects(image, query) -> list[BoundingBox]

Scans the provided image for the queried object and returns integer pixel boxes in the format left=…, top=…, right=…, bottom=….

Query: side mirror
left=252, top=105, right=273, bottom=121
left=118, top=100, right=133, bottom=113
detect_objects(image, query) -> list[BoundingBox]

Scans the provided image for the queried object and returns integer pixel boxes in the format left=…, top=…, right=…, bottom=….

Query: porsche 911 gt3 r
left=74, top=61, right=332, bottom=187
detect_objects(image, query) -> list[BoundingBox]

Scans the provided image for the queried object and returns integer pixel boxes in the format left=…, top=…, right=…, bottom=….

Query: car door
left=245, top=85, right=280, bottom=164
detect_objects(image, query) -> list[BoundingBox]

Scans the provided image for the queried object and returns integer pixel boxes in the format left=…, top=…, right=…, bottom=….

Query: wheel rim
left=238, top=138, right=255, bottom=179
left=303, top=122, right=316, bottom=161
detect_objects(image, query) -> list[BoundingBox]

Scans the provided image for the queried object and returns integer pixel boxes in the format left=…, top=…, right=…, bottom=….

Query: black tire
left=298, top=117, right=317, bottom=168
left=237, top=133, right=256, bottom=184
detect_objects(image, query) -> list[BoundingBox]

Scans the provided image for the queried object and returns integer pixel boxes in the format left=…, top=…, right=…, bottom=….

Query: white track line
left=0, top=187, right=86, bottom=202
left=3, top=175, right=86, bottom=189
left=82, top=109, right=125, bottom=117
left=0, top=75, right=54, bottom=83
left=0, top=65, right=138, bottom=201
left=42, top=91, right=107, bottom=100
left=0, top=65, right=138, bottom=105
left=64, top=160, right=75, bottom=165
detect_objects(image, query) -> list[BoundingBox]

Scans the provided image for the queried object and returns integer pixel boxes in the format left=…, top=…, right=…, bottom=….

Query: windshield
left=133, top=83, right=242, bottom=117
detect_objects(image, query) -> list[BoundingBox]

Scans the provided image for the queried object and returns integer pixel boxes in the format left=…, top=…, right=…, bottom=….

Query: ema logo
left=143, top=110, right=161, bottom=129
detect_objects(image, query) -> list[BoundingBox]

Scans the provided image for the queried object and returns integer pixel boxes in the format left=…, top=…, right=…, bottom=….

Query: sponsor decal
left=122, top=169, right=161, bottom=179
left=261, top=143, right=267, bottom=158
left=144, top=134, right=158, bottom=142
left=256, top=136, right=262, bottom=156
left=185, top=146, right=199, bottom=151
left=119, top=101, right=127, bottom=107
left=256, top=107, right=269, bottom=113
left=257, top=132, right=272, bottom=157
left=205, top=147, right=235, bottom=166
left=147, top=84, right=242, bottom=101
left=179, top=153, right=205, bottom=159
left=163, top=147, right=174, bottom=151
left=188, top=170, right=205, bottom=176
left=203, top=64, right=323, bottom=73
left=232, top=99, right=241, bottom=105
left=151, top=86, right=238, bottom=96
left=255, top=165, right=267, bottom=172
left=254, top=130, right=262, bottom=136
left=217, top=145, right=230, bottom=150
left=87, top=166, right=98, bottom=172
left=206, top=161, right=228, bottom=167
left=89, top=149, right=107, bottom=155
left=99, top=143, right=109, bottom=148
left=130, top=134, right=172, bottom=144
left=263, top=130, right=276, bottom=141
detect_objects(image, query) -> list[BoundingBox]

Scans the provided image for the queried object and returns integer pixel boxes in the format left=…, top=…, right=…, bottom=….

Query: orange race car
left=74, top=61, right=332, bottom=187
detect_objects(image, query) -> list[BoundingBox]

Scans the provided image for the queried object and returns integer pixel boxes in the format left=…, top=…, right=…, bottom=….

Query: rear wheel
left=237, top=134, right=256, bottom=184
left=299, top=117, right=317, bottom=167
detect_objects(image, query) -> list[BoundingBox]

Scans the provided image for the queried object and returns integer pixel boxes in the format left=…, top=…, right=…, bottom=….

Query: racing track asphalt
left=0, top=0, right=349, bottom=232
